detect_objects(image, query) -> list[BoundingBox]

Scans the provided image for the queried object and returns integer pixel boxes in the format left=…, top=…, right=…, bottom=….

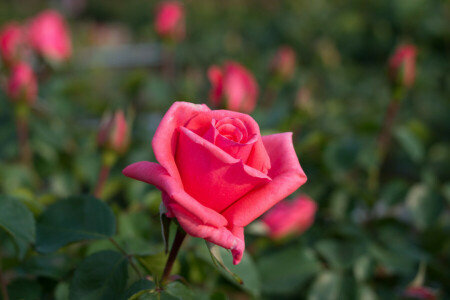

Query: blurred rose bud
left=208, top=61, right=259, bottom=113
left=28, top=10, right=72, bottom=63
left=270, top=46, right=296, bottom=81
left=389, top=44, right=417, bottom=88
left=7, top=62, right=37, bottom=104
left=154, top=1, right=185, bottom=42
left=261, top=195, right=317, bottom=239
left=0, top=23, right=26, bottom=67
left=98, top=110, right=129, bottom=154
left=403, top=286, right=436, bottom=300
left=295, top=87, right=313, bottom=112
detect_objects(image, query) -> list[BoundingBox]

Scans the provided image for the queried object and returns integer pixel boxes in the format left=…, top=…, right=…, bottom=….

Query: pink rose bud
left=389, top=44, right=417, bottom=88
left=208, top=61, right=259, bottom=114
left=262, top=195, right=316, bottom=239
left=97, top=110, right=129, bottom=154
left=7, top=62, right=37, bottom=104
left=123, top=102, right=307, bottom=264
left=0, top=23, right=26, bottom=67
left=154, top=1, right=185, bottom=42
left=27, top=10, right=72, bottom=63
left=270, top=46, right=296, bottom=81
left=403, top=286, right=436, bottom=300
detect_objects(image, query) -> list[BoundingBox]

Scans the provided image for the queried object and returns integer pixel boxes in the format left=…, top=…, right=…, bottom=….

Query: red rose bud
left=27, top=10, right=72, bottom=63
left=208, top=61, right=259, bottom=113
left=123, top=102, right=307, bottom=264
left=262, top=195, right=316, bottom=239
left=389, top=44, right=417, bottom=88
left=0, top=23, right=26, bottom=67
left=154, top=1, right=185, bottom=42
left=403, top=286, right=436, bottom=300
left=7, top=62, right=37, bottom=104
left=97, top=110, right=129, bottom=154
left=270, top=46, right=296, bottom=81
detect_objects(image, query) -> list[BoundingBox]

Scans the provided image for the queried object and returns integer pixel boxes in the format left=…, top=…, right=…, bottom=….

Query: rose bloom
left=123, top=102, right=306, bottom=264
left=7, top=62, right=37, bottom=104
left=154, top=1, right=185, bottom=41
left=208, top=61, right=259, bottom=114
left=97, top=110, right=129, bottom=154
left=389, top=44, right=417, bottom=88
left=262, top=195, right=316, bottom=239
left=270, top=46, right=296, bottom=81
left=0, top=23, right=25, bottom=67
left=403, top=286, right=436, bottom=300
left=27, top=10, right=72, bottom=62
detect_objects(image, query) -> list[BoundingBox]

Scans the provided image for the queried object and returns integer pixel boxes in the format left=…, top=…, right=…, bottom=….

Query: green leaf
left=122, top=279, right=155, bottom=300
left=22, top=253, right=73, bottom=279
left=70, top=250, right=128, bottom=300
left=0, top=195, right=35, bottom=259
left=257, top=245, right=321, bottom=294
left=54, top=282, right=70, bottom=300
left=137, top=252, right=168, bottom=279
left=307, top=271, right=356, bottom=300
left=406, top=184, right=443, bottom=230
left=6, top=278, right=42, bottom=300
left=315, top=239, right=365, bottom=270
left=36, top=195, right=116, bottom=253
left=394, top=127, right=425, bottom=162
left=165, top=282, right=195, bottom=300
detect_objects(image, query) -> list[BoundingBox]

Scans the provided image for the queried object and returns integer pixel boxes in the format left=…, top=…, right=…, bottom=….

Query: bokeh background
left=0, top=0, right=449, bottom=299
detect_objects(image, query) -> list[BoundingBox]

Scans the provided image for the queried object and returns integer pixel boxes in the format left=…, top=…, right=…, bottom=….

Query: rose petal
left=152, top=102, right=211, bottom=183
left=221, top=132, right=307, bottom=227
left=176, top=126, right=271, bottom=213
left=122, top=161, right=227, bottom=227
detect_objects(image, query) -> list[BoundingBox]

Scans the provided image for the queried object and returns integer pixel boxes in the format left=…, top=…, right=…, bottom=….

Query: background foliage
left=0, top=0, right=449, bottom=299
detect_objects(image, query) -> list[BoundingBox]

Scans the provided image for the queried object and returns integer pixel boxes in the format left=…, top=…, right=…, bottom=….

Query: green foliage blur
left=0, top=0, right=449, bottom=299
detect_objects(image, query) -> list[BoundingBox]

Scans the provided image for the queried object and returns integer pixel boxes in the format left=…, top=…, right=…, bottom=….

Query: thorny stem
left=161, top=226, right=186, bottom=284
left=94, top=164, right=110, bottom=198
left=108, top=238, right=143, bottom=278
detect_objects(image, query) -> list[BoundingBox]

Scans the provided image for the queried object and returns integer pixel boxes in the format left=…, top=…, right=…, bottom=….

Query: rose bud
left=97, top=110, right=129, bottom=155
left=270, top=46, right=296, bottom=81
left=389, top=44, right=417, bottom=89
left=208, top=62, right=259, bottom=114
left=0, top=23, right=26, bottom=67
left=123, top=102, right=307, bottom=264
left=7, top=62, right=37, bottom=104
left=154, top=1, right=185, bottom=42
left=261, top=195, right=316, bottom=239
left=403, top=286, right=436, bottom=300
left=27, top=10, right=72, bottom=63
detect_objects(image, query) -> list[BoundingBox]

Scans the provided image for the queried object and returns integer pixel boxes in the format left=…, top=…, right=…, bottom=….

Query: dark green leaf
left=36, top=195, right=116, bottom=253
left=122, top=279, right=155, bottom=300
left=395, top=127, right=425, bottom=162
left=69, top=250, right=128, bottom=300
left=406, top=184, right=443, bottom=230
left=315, top=239, right=365, bottom=270
left=22, top=253, right=73, bottom=279
left=0, top=195, right=35, bottom=259
left=307, top=271, right=356, bottom=300
left=165, top=281, right=195, bottom=300
left=6, top=278, right=42, bottom=300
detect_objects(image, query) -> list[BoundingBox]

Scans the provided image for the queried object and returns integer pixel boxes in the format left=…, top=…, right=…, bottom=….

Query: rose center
left=214, top=117, right=249, bottom=144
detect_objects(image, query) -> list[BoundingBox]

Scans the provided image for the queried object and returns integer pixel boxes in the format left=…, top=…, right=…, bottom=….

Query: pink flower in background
left=97, top=110, right=129, bottom=154
left=155, top=1, right=185, bottom=41
left=208, top=62, right=259, bottom=113
left=262, top=195, right=316, bottom=239
left=7, top=62, right=37, bottom=104
left=123, top=102, right=306, bottom=264
left=389, top=44, right=417, bottom=88
left=0, top=23, right=25, bottom=67
left=403, top=286, right=436, bottom=300
left=28, top=10, right=72, bottom=62
left=270, top=46, right=297, bottom=80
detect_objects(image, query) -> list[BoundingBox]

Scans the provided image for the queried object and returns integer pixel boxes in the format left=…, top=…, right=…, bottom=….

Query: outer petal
left=221, top=132, right=307, bottom=227
left=152, top=102, right=210, bottom=183
left=122, top=161, right=227, bottom=227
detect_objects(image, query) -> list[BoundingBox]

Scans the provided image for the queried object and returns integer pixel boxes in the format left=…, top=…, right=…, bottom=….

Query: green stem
left=94, top=164, right=110, bottom=199
left=108, top=238, right=142, bottom=278
left=161, top=226, right=186, bottom=284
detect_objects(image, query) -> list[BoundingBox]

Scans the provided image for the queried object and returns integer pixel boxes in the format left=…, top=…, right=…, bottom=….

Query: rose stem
left=93, top=164, right=110, bottom=198
left=16, top=116, right=32, bottom=166
left=108, top=237, right=142, bottom=278
left=0, top=254, right=9, bottom=300
left=161, top=226, right=186, bottom=284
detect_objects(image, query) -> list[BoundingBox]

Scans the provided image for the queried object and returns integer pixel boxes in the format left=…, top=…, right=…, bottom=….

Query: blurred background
left=0, top=0, right=449, bottom=299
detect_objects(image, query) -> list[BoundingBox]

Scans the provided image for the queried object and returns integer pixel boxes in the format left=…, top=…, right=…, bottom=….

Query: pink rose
left=97, top=110, right=129, bottom=154
left=261, top=195, right=316, bottom=239
left=154, top=1, right=185, bottom=42
left=403, top=286, right=436, bottom=300
left=123, top=102, right=306, bottom=264
left=27, top=10, right=72, bottom=62
left=270, top=46, right=296, bottom=81
left=0, top=23, right=25, bottom=67
left=7, top=62, right=37, bottom=104
left=208, top=62, right=259, bottom=114
left=389, top=44, right=417, bottom=88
